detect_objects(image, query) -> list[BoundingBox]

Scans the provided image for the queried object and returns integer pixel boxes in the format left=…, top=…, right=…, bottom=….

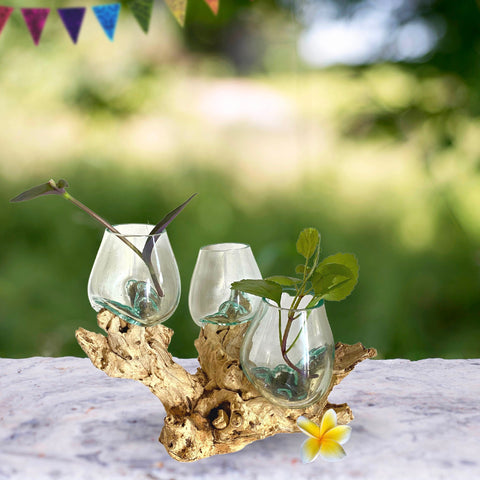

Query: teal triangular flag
left=92, top=3, right=120, bottom=41
left=129, top=0, right=153, bottom=33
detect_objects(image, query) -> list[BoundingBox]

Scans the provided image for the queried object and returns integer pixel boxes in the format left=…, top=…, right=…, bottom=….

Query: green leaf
left=295, top=265, right=309, bottom=275
left=10, top=179, right=69, bottom=202
left=266, top=275, right=301, bottom=287
left=296, top=228, right=320, bottom=261
left=321, top=252, right=359, bottom=276
left=305, top=295, right=324, bottom=309
left=312, top=264, right=352, bottom=299
left=231, top=279, right=283, bottom=306
left=312, top=253, right=359, bottom=301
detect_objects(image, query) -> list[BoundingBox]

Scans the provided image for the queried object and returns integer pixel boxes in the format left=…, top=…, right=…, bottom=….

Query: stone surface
left=0, top=356, right=479, bottom=479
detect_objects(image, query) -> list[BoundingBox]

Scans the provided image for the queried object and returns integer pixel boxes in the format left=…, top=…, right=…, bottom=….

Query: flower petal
left=301, top=437, right=322, bottom=464
left=319, top=439, right=347, bottom=462
left=297, top=416, right=321, bottom=438
left=323, top=425, right=351, bottom=445
left=319, top=408, right=337, bottom=436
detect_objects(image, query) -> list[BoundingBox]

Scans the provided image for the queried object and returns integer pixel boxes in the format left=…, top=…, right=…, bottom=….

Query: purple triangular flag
left=0, top=6, right=14, bottom=37
left=21, top=8, right=50, bottom=45
left=58, top=8, right=86, bottom=44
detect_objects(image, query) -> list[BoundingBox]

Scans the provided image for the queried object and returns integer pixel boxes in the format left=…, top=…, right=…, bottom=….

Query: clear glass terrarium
left=88, top=223, right=181, bottom=327
left=240, top=294, right=334, bottom=409
left=188, top=243, right=262, bottom=326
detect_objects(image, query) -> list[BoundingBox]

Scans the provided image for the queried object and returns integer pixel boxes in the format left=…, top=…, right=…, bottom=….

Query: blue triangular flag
left=58, top=8, right=86, bottom=44
left=92, top=3, right=120, bottom=41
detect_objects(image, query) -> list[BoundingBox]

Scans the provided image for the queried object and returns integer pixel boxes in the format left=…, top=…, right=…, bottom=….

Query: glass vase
left=188, top=243, right=262, bottom=326
left=88, top=223, right=181, bottom=327
left=240, top=295, right=334, bottom=409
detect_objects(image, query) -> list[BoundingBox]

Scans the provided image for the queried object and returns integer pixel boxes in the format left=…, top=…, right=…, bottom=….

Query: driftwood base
left=76, top=310, right=376, bottom=462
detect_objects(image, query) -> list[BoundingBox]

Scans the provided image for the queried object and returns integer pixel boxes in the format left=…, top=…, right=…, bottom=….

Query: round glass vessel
left=240, top=295, right=334, bottom=409
left=88, top=223, right=181, bottom=327
left=188, top=243, right=262, bottom=326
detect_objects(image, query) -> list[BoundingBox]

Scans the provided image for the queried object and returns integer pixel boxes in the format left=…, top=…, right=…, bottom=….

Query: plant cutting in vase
left=233, top=228, right=359, bottom=407
left=10, top=179, right=196, bottom=326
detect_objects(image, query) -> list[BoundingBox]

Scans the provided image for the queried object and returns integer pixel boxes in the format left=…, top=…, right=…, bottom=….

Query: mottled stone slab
left=0, top=357, right=479, bottom=479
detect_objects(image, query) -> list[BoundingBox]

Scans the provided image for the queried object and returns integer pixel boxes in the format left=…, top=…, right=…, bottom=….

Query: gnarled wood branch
left=76, top=309, right=376, bottom=462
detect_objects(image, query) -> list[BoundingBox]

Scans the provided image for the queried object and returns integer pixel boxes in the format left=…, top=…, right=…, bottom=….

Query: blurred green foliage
left=1, top=154, right=479, bottom=360
left=0, top=1, right=479, bottom=360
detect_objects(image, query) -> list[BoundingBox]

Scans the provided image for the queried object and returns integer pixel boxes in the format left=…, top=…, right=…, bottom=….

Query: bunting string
left=0, top=0, right=255, bottom=45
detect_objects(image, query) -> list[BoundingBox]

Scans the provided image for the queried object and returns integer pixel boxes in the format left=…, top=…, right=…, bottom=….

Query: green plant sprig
left=10, top=179, right=196, bottom=298
left=232, top=227, right=359, bottom=378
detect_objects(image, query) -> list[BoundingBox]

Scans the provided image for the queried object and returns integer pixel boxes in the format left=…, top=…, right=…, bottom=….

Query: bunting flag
left=0, top=0, right=255, bottom=44
left=203, top=0, right=219, bottom=16
left=0, top=6, right=13, bottom=36
left=129, top=0, right=154, bottom=33
left=164, top=0, right=187, bottom=27
left=21, top=8, right=50, bottom=45
left=58, top=8, right=86, bottom=44
left=92, top=3, right=120, bottom=41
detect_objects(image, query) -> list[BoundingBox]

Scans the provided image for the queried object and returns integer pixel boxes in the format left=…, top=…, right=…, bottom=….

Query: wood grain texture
left=76, top=309, right=376, bottom=462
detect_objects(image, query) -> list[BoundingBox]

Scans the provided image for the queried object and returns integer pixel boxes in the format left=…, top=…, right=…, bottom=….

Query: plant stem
left=278, top=309, right=283, bottom=350
left=280, top=311, right=306, bottom=377
left=147, top=262, right=164, bottom=298
left=63, top=192, right=140, bottom=255
left=62, top=192, right=164, bottom=297
left=279, top=250, right=315, bottom=377
left=285, top=323, right=303, bottom=354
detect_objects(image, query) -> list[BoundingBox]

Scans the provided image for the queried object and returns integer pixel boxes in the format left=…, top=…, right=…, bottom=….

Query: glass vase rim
left=262, top=297, right=325, bottom=311
left=105, top=223, right=167, bottom=238
left=199, top=242, right=251, bottom=253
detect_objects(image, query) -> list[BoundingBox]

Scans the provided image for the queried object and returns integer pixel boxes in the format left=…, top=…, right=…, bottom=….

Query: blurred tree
left=185, top=0, right=480, bottom=99
left=184, top=0, right=278, bottom=73
left=329, top=0, right=480, bottom=97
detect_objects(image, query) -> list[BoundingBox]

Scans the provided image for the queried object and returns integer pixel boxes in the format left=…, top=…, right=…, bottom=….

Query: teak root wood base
left=76, top=309, right=376, bottom=462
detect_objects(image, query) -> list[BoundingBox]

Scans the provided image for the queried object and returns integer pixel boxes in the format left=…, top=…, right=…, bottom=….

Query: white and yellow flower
left=297, top=409, right=351, bottom=463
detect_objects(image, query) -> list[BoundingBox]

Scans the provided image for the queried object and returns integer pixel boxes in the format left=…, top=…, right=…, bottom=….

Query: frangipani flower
left=297, top=409, right=351, bottom=463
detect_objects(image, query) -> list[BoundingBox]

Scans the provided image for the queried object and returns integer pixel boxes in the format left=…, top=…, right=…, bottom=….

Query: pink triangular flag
left=21, top=8, right=50, bottom=45
left=203, top=0, right=218, bottom=15
left=0, top=6, right=14, bottom=36
left=164, top=0, right=187, bottom=27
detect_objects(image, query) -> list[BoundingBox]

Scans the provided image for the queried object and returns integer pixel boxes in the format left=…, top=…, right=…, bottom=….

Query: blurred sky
left=297, top=0, right=442, bottom=66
